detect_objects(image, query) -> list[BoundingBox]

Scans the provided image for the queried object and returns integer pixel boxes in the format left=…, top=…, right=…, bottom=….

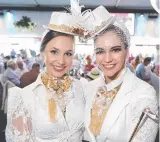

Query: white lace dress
left=5, top=74, right=85, bottom=142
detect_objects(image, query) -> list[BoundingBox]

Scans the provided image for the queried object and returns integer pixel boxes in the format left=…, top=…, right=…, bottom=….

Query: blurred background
left=0, top=0, right=159, bottom=141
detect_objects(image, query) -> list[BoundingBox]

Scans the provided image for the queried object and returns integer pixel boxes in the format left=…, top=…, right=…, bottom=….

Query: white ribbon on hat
left=70, top=0, right=93, bottom=30
left=70, top=0, right=84, bottom=15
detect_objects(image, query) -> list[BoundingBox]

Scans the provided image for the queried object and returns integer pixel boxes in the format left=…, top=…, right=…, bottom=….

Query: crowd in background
left=0, top=45, right=159, bottom=89
left=0, top=45, right=159, bottom=142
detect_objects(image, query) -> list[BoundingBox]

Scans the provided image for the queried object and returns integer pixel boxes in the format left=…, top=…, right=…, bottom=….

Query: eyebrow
left=96, top=45, right=122, bottom=49
left=51, top=47, right=59, bottom=50
left=51, top=47, right=73, bottom=52
left=66, top=50, right=73, bottom=52
left=110, top=46, right=122, bottom=50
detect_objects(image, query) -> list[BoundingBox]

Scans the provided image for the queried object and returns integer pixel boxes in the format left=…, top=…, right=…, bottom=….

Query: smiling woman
left=5, top=11, right=85, bottom=142
left=40, top=30, right=75, bottom=78
left=94, top=25, right=129, bottom=83
left=84, top=6, right=158, bottom=142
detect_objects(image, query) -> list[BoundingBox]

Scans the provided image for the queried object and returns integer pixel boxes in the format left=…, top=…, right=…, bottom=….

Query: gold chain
left=41, top=73, right=71, bottom=93
left=41, top=72, right=71, bottom=121
left=89, top=84, right=121, bottom=136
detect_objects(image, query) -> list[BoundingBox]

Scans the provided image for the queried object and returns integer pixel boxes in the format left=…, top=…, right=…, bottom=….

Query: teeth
left=54, top=66, right=64, bottom=70
left=104, top=65, right=114, bottom=68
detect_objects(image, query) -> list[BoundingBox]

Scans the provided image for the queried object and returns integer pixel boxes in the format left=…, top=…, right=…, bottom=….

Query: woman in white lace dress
left=84, top=7, right=158, bottom=142
left=5, top=12, right=85, bottom=142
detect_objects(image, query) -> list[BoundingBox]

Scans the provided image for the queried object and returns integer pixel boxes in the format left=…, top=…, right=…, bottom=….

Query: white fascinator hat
left=43, top=11, right=85, bottom=36
left=84, top=5, right=116, bottom=39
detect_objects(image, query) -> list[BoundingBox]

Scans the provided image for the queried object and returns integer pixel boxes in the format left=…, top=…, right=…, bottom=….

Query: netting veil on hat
left=113, top=20, right=131, bottom=48
left=93, top=18, right=131, bottom=48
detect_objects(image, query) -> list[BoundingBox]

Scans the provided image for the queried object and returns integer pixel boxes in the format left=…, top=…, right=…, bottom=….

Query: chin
left=104, top=68, right=123, bottom=80
left=52, top=72, right=66, bottom=78
left=103, top=69, right=115, bottom=76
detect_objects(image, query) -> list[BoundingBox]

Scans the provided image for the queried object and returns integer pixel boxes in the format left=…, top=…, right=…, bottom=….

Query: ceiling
left=0, top=0, right=157, bottom=13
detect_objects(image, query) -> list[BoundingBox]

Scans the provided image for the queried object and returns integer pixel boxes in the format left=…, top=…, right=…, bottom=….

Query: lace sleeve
left=131, top=87, right=158, bottom=142
left=5, top=87, right=35, bottom=142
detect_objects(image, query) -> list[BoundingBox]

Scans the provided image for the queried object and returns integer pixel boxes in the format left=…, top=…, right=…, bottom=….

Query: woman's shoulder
left=8, top=86, right=21, bottom=95
left=8, top=87, right=24, bottom=109
left=131, top=75, right=157, bottom=104
left=132, top=74, right=155, bottom=92
left=8, top=83, right=35, bottom=104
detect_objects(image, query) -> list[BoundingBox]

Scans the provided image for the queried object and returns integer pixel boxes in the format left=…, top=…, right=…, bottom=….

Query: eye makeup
left=50, top=49, right=59, bottom=55
left=95, top=48, right=105, bottom=54
left=110, top=46, right=122, bottom=53
left=65, top=52, right=73, bottom=56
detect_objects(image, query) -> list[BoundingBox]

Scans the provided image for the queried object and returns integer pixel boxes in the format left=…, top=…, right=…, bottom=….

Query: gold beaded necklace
left=41, top=72, right=71, bottom=121
left=89, top=84, right=121, bottom=136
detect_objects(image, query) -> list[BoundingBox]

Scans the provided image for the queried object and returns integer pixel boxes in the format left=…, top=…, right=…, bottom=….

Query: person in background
left=131, top=55, right=140, bottom=70
left=0, top=54, right=4, bottom=74
left=126, top=62, right=135, bottom=73
left=153, top=65, right=160, bottom=77
left=4, top=56, right=11, bottom=70
left=20, top=63, right=40, bottom=88
left=128, top=54, right=134, bottom=63
left=84, top=55, right=95, bottom=74
left=153, top=45, right=160, bottom=77
left=86, top=68, right=100, bottom=81
left=20, top=49, right=28, bottom=60
left=15, top=60, right=28, bottom=78
left=3, top=60, right=20, bottom=86
left=126, top=57, right=135, bottom=73
left=136, top=57, right=152, bottom=82
left=10, top=49, right=16, bottom=59
left=84, top=6, right=158, bottom=142
left=72, top=54, right=81, bottom=70
left=36, top=54, right=45, bottom=71
left=29, top=49, right=36, bottom=57
left=16, top=54, right=23, bottom=62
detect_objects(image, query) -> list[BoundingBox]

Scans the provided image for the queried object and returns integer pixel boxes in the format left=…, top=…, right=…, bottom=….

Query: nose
left=57, top=54, right=65, bottom=65
left=104, top=52, right=113, bottom=63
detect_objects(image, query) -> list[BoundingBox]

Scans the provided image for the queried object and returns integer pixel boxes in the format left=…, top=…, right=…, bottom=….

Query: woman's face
left=42, top=35, right=74, bottom=78
left=95, top=31, right=128, bottom=82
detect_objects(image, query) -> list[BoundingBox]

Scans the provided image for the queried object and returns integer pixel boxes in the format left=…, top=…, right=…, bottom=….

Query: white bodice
left=6, top=76, right=85, bottom=142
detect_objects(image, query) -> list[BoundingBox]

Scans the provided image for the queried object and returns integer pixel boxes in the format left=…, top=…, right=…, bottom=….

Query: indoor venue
left=0, top=0, right=159, bottom=141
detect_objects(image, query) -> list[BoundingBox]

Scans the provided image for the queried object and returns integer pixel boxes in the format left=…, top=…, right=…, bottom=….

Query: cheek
left=119, top=52, right=127, bottom=62
left=44, top=53, right=54, bottom=65
left=115, top=53, right=127, bottom=67
left=96, top=55, right=104, bottom=65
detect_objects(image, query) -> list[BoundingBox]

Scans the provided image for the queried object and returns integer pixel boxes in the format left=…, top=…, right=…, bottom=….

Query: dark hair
left=135, top=55, right=140, bottom=64
left=144, top=57, right=151, bottom=63
left=32, top=63, right=40, bottom=69
left=94, top=25, right=129, bottom=49
left=40, top=30, right=74, bottom=52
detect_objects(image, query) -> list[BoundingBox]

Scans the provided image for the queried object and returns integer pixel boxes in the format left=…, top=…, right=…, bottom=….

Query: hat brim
left=43, top=25, right=78, bottom=36
left=86, top=16, right=116, bottom=40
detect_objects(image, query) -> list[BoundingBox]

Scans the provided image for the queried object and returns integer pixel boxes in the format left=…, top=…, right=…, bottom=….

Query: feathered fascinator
left=43, top=0, right=90, bottom=37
